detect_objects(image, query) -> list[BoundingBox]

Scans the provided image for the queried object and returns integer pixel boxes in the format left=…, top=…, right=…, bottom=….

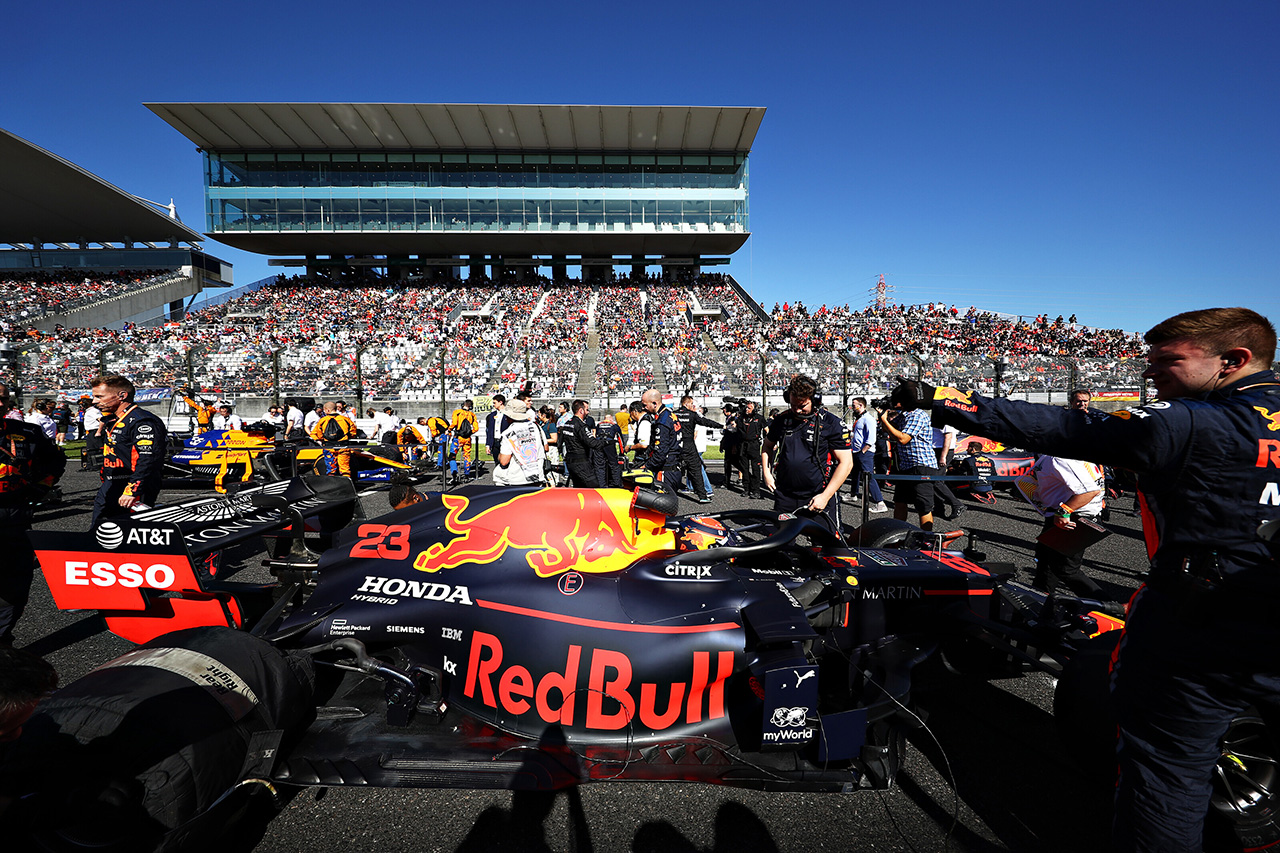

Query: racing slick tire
left=1053, top=631, right=1280, bottom=851
left=1, top=627, right=315, bottom=853
left=850, top=517, right=919, bottom=548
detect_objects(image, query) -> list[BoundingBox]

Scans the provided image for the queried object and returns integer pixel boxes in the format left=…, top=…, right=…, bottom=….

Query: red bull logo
left=1254, top=407, right=1280, bottom=432
left=933, top=387, right=978, bottom=413
left=463, top=631, right=734, bottom=731
left=413, top=490, right=673, bottom=577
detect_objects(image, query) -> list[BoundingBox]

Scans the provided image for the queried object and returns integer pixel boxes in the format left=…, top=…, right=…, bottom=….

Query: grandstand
left=2, top=107, right=1155, bottom=419
left=10, top=272, right=1150, bottom=420
left=0, top=127, right=230, bottom=351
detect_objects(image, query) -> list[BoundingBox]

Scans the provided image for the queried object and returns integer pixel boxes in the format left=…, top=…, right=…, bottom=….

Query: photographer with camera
left=762, top=375, right=853, bottom=532
left=877, top=392, right=938, bottom=531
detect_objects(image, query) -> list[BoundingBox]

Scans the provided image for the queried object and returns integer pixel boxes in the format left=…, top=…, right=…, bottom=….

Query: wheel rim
left=1210, top=716, right=1278, bottom=822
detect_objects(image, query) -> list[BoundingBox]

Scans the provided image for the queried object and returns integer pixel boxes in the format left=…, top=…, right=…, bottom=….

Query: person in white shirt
left=304, top=405, right=323, bottom=434
left=1021, top=453, right=1109, bottom=600
left=28, top=400, right=56, bottom=440
left=263, top=406, right=286, bottom=429
left=373, top=407, right=400, bottom=441
left=284, top=401, right=305, bottom=438
left=492, top=399, right=548, bottom=486
left=213, top=404, right=243, bottom=431
left=849, top=398, right=887, bottom=512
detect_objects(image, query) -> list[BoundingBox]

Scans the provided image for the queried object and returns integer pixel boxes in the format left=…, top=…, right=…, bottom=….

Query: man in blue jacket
left=892, top=307, right=1279, bottom=853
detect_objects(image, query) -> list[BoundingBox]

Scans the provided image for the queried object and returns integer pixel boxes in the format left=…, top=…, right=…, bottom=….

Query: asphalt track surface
left=15, top=459, right=1151, bottom=853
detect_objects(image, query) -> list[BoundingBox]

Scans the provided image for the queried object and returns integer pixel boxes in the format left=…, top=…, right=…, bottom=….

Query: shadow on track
left=906, top=674, right=1113, bottom=853
left=20, top=613, right=106, bottom=656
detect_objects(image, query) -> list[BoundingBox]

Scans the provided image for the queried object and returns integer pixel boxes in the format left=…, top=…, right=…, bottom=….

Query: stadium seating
left=4, top=271, right=1148, bottom=407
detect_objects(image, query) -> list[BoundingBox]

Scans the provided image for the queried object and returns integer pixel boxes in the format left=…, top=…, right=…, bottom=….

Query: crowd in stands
left=0, top=270, right=177, bottom=328
left=3, top=268, right=1148, bottom=404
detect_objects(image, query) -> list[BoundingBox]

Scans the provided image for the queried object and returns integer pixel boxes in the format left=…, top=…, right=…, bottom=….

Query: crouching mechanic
left=0, top=383, right=65, bottom=646
left=92, top=374, right=166, bottom=526
left=762, top=374, right=853, bottom=533
left=890, top=306, right=1280, bottom=853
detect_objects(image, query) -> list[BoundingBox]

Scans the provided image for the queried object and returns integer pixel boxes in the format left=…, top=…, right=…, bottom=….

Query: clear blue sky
left=3, top=0, right=1277, bottom=335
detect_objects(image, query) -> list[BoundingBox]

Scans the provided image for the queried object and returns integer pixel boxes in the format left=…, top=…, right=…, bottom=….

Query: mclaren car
left=11, top=478, right=1274, bottom=852
left=165, top=426, right=426, bottom=491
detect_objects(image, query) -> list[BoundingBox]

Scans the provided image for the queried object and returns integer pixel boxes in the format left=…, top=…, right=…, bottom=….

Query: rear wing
left=30, top=475, right=358, bottom=644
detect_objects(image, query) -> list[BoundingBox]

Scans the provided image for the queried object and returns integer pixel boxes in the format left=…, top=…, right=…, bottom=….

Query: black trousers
left=740, top=440, right=762, bottom=495
left=566, top=455, right=599, bottom=488
left=601, top=454, right=623, bottom=488
left=677, top=453, right=709, bottom=498
left=1032, top=516, right=1104, bottom=598
left=0, top=521, right=36, bottom=645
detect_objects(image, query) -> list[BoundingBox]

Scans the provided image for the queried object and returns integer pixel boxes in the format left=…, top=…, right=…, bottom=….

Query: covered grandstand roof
left=0, top=127, right=204, bottom=245
left=145, top=103, right=766, bottom=153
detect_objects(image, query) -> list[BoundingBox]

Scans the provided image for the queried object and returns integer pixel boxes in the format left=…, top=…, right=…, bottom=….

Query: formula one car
left=14, top=481, right=1273, bottom=852
left=946, top=435, right=1036, bottom=504
left=165, top=425, right=424, bottom=491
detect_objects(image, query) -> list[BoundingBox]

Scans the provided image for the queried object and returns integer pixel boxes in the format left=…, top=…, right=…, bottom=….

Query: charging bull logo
left=413, top=490, right=669, bottom=577
left=933, top=386, right=978, bottom=413
left=1255, top=407, right=1280, bottom=432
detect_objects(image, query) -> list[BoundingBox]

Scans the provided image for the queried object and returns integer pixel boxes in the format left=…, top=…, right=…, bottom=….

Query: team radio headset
left=777, top=388, right=829, bottom=472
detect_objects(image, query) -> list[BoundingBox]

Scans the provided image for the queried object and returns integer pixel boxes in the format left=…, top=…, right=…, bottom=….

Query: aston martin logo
left=134, top=479, right=292, bottom=523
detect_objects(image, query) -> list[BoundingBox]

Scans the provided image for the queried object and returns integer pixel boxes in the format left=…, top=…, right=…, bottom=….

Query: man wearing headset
left=890, top=307, right=1280, bottom=852
left=761, top=374, right=853, bottom=533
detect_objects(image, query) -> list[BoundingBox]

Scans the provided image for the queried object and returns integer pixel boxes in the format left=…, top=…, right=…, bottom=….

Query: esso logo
left=64, top=561, right=176, bottom=589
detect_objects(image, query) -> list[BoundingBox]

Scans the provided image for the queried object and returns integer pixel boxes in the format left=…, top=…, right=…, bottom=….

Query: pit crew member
left=450, top=400, right=478, bottom=481
left=893, top=306, right=1280, bottom=853
left=559, top=400, right=611, bottom=488
left=762, top=375, right=853, bottom=532
left=640, top=389, right=679, bottom=486
left=180, top=391, right=216, bottom=435
left=674, top=396, right=721, bottom=503
left=0, top=384, right=65, bottom=646
left=738, top=399, right=766, bottom=499
left=92, top=374, right=166, bottom=525
left=309, top=401, right=356, bottom=480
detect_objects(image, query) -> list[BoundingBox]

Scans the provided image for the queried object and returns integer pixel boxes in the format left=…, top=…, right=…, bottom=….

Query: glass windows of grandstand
left=204, top=152, right=748, bottom=234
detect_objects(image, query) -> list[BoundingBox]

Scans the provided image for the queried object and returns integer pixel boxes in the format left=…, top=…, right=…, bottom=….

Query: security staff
left=0, top=383, right=65, bottom=646
left=674, top=396, right=722, bottom=503
left=762, top=374, right=853, bottom=533
left=893, top=307, right=1280, bottom=852
left=309, top=401, right=356, bottom=480
left=640, top=389, right=679, bottom=485
left=92, top=374, right=165, bottom=526
left=738, top=399, right=766, bottom=498
left=558, top=400, right=610, bottom=488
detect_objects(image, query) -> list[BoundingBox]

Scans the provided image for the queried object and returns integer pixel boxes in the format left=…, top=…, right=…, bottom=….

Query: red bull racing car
left=11, top=479, right=1273, bottom=851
